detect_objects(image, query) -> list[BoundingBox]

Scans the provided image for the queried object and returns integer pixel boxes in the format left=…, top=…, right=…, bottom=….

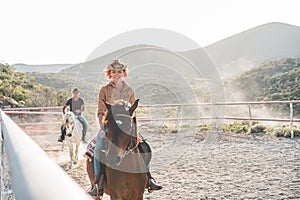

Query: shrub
left=266, top=125, right=300, bottom=138
left=250, top=124, right=267, bottom=133
left=221, top=121, right=250, bottom=134
left=198, top=124, right=209, bottom=132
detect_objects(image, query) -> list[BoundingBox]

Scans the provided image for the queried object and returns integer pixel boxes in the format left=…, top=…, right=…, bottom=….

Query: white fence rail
left=0, top=109, right=93, bottom=200
left=3, top=100, right=300, bottom=138
left=0, top=100, right=299, bottom=198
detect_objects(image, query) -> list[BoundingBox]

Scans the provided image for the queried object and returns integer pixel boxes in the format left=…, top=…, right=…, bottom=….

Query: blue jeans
left=94, top=131, right=106, bottom=177
left=75, top=114, right=88, bottom=139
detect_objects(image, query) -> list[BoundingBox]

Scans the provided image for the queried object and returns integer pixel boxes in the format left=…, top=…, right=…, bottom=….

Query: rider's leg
left=88, top=158, right=104, bottom=196
left=138, top=140, right=162, bottom=193
left=76, top=115, right=88, bottom=141
left=88, top=132, right=105, bottom=196
left=58, top=125, right=66, bottom=142
left=94, top=132, right=102, bottom=176
left=146, top=163, right=163, bottom=192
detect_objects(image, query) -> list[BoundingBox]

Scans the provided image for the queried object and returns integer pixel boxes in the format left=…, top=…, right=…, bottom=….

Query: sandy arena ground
left=25, top=125, right=300, bottom=200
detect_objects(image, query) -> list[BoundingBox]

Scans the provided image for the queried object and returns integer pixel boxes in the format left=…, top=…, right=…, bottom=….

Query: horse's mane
left=104, top=100, right=132, bottom=124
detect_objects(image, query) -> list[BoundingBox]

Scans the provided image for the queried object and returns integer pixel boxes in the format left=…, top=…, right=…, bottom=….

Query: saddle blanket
left=85, top=135, right=152, bottom=166
left=85, top=137, right=96, bottom=159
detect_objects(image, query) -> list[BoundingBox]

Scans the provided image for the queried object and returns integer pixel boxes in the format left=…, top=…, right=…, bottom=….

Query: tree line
left=0, top=63, right=68, bottom=108
left=234, top=57, right=300, bottom=115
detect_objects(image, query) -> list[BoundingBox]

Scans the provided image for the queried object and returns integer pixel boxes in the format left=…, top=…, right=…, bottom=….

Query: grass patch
left=266, top=125, right=300, bottom=138
left=221, top=121, right=300, bottom=138
left=197, top=124, right=210, bottom=132
left=221, top=121, right=250, bottom=134
left=250, top=124, right=267, bottom=133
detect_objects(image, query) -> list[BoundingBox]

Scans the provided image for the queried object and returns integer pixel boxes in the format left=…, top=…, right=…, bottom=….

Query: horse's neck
left=107, top=150, right=147, bottom=174
left=70, top=119, right=82, bottom=139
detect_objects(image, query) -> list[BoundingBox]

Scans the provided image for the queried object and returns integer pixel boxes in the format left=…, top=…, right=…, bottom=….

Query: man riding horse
left=58, top=87, right=89, bottom=143
left=88, top=59, right=162, bottom=197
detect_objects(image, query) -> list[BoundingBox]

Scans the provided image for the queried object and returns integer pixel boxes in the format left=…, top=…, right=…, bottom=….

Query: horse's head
left=63, top=111, right=75, bottom=132
left=103, top=99, right=139, bottom=167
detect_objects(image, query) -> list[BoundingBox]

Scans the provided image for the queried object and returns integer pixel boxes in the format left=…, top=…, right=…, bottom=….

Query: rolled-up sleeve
left=97, top=88, right=107, bottom=117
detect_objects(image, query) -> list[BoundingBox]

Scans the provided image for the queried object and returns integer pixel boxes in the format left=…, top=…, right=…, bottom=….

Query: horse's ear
left=129, top=99, right=139, bottom=115
left=102, top=99, right=111, bottom=110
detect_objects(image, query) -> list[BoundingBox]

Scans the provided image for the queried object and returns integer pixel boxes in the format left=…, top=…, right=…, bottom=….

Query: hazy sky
left=1, top=0, right=299, bottom=64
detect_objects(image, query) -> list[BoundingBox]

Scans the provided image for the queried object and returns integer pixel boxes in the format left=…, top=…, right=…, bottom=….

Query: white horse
left=61, top=111, right=82, bottom=169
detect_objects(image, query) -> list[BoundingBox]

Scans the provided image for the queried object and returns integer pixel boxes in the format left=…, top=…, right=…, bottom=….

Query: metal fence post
left=175, top=105, right=179, bottom=132
left=290, top=102, right=294, bottom=138
left=248, top=105, right=252, bottom=129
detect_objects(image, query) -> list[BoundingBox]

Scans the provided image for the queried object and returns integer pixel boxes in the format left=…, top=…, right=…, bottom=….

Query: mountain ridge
left=204, top=22, right=300, bottom=78
left=13, top=22, right=300, bottom=78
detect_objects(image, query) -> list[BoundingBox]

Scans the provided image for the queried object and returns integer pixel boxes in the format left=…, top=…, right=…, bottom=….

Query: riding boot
left=88, top=175, right=104, bottom=197
left=98, top=175, right=104, bottom=194
left=58, top=126, right=66, bottom=142
left=81, top=136, right=87, bottom=143
left=146, top=172, right=162, bottom=193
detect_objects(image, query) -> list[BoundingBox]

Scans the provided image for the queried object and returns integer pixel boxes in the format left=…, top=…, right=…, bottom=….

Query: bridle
left=113, top=113, right=139, bottom=160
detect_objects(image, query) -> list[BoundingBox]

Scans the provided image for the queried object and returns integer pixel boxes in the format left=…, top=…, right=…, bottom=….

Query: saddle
left=85, top=137, right=96, bottom=160
left=85, top=135, right=152, bottom=167
left=137, top=138, right=152, bottom=167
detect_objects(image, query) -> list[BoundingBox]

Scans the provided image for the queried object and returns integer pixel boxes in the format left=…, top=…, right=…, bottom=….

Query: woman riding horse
left=87, top=99, right=149, bottom=199
left=88, top=59, right=162, bottom=197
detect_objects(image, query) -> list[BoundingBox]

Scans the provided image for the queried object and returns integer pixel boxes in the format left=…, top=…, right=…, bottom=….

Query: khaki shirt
left=97, top=81, right=135, bottom=116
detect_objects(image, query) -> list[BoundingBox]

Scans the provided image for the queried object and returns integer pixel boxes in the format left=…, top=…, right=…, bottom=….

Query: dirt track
left=27, top=126, right=300, bottom=200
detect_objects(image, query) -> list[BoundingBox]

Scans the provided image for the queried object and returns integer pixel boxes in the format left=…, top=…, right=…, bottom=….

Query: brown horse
left=86, top=99, right=148, bottom=200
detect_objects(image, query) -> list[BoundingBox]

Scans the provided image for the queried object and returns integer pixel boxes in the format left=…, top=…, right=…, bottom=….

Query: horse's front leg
left=68, top=142, right=74, bottom=169
left=74, top=141, right=80, bottom=165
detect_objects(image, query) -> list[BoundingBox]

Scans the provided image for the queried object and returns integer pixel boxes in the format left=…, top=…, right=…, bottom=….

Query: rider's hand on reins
left=100, top=129, right=106, bottom=138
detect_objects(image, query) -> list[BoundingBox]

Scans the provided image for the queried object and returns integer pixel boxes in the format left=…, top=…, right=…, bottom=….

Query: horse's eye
left=115, top=120, right=123, bottom=125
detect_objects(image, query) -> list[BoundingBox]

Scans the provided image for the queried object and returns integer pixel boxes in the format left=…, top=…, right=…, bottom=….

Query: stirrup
left=147, top=178, right=162, bottom=193
left=88, top=184, right=103, bottom=197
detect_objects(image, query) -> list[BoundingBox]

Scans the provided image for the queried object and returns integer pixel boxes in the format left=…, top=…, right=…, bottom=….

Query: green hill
left=229, top=57, right=300, bottom=114
left=0, top=63, right=68, bottom=107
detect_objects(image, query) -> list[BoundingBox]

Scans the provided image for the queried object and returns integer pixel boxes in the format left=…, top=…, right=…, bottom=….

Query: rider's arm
left=98, top=88, right=107, bottom=138
left=80, top=101, right=85, bottom=113
left=98, top=114, right=106, bottom=138
left=62, top=105, right=70, bottom=114
left=62, top=98, right=71, bottom=114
